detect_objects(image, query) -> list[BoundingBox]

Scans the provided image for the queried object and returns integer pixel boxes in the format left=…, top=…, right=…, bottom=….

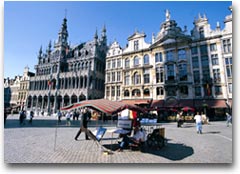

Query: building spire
left=100, top=24, right=107, bottom=46
left=94, top=28, right=98, bottom=39
left=38, top=46, right=42, bottom=59
left=65, top=9, right=67, bottom=18
left=56, top=17, right=68, bottom=48
left=47, top=40, right=52, bottom=54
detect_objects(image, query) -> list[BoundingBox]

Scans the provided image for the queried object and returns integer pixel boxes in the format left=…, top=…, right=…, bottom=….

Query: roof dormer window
left=134, top=40, right=139, bottom=51
left=199, top=27, right=204, bottom=38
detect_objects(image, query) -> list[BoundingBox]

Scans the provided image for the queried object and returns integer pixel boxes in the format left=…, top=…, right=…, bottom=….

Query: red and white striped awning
left=60, top=99, right=145, bottom=115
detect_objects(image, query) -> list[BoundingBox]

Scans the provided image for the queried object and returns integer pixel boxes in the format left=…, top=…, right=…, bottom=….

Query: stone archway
left=71, top=94, right=78, bottom=104
left=63, top=95, right=70, bottom=106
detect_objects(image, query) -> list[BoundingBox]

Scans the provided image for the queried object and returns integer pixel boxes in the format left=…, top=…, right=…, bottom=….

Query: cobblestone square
left=4, top=115, right=232, bottom=163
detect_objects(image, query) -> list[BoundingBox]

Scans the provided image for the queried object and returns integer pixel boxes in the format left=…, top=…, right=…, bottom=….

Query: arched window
left=133, top=72, right=141, bottom=85
left=157, top=87, right=164, bottom=96
left=143, top=54, right=149, bottom=65
left=143, top=88, right=150, bottom=96
left=134, top=56, right=139, bottom=66
left=124, top=90, right=129, bottom=97
left=78, top=63, right=81, bottom=70
left=81, top=62, right=84, bottom=69
left=125, top=58, right=130, bottom=68
left=74, top=63, right=77, bottom=72
left=132, top=89, right=141, bottom=97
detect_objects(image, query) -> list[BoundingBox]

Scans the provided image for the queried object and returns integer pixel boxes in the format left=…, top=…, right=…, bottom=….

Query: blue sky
left=4, top=1, right=232, bottom=79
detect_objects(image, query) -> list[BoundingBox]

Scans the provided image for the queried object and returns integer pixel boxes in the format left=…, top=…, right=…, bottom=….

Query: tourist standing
left=29, top=111, right=34, bottom=125
left=194, top=112, right=203, bottom=134
left=226, top=112, right=232, bottom=127
left=57, top=110, right=62, bottom=123
left=65, top=112, right=71, bottom=126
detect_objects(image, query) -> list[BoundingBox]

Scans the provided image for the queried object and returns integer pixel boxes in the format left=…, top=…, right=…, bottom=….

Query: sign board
left=117, top=119, right=132, bottom=129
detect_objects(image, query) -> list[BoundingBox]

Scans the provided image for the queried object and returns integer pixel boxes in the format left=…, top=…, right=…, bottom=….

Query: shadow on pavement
left=203, top=131, right=221, bottom=134
left=4, top=119, right=80, bottom=129
left=103, top=141, right=194, bottom=161
left=4, top=119, right=116, bottom=129
left=145, top=142, right=194, bottom=161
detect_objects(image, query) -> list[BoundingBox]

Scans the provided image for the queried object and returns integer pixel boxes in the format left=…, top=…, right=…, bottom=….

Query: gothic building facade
left=105, top=7, right=232, bottom=119
left=27, top=17, right=107, bottom=114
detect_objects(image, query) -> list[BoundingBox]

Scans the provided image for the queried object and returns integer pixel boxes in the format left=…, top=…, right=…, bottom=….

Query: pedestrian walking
left=176, top=111, right=183, bottom=128
left=74, top=108, right=90, bottom=140
left=226, top=112, right=232, bottom=127
left=29, top=111, right=34, bottom=125
left=65, top=112, right=71, bottom=126
left=194, top=112, right=203, bottom=134
left=19, top=110, right=26, bottom=126
left=57, top=110, right=62, bottom=123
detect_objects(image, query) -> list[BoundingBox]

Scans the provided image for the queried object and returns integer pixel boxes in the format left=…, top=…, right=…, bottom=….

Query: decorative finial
left=198, top=13, right=201, bottom=19
left=165, top=9, right=171, bottom=21
left=65, top=9, right=67, bottom=18
left=135, top=28, right=138, bottom=33
left=102, top=24, right=106, bottom=33
left=94, top=28, right=98, bottom=39
left=216, top=21, right=220, bottom=29
left=184, top=25, right=187, bottom=33
left=48, top=40, right=52, bottom=49
left=39, top=46, right=42, bottom=55
left=203, top=13, right=206, bottom=19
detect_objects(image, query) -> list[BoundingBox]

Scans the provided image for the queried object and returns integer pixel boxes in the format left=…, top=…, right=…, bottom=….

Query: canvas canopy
left=60, top=99, right=145, bottom=115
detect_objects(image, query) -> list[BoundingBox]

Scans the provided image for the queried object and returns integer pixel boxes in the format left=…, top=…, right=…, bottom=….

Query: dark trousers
left=75, top=127, right=97, bottom=140
left=29, top=118, right=33, bottom=124
left=75, top=127, right=89, bottom=140
left=119, top=135, right=137, bottom=149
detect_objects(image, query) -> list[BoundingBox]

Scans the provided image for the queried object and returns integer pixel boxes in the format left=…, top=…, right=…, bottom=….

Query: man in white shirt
left=194, top=112, right=203, bottom=134
left=117, top=125, right=145, bottom=152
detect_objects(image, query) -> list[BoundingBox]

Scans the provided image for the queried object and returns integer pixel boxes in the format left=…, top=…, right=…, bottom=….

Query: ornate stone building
left=4, top=76, right=21, bottom=108
left=18, top=66, right=35, bottom=110
left=4, top=67, right=34, bottom=111
left=105, top=7, right=232, bottom=119
left=27, top=17, right=107, bottom=114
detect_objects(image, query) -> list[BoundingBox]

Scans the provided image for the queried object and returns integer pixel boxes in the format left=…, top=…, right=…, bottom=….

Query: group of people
left=57, top=109, right=84, bottom=125
left=19, top=110, right=34, bottom=125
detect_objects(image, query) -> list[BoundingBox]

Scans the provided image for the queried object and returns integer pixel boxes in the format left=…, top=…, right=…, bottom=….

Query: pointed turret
left=101, top=24, right=107, bottom=45
left=38, top=46, right=42, bottom=59
left=47, top=40, right=52, bottom=54
left=94, top=28, right=98, bottom=40
left=55, top=17, right=68, bottom=48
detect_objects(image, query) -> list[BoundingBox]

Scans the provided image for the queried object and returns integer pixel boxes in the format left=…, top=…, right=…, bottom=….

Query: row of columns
left=26, top=94, right=86, bottom=114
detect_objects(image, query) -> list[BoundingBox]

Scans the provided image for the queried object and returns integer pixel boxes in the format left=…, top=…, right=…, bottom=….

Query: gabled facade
left=105, top=7, right=232, bottom=119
